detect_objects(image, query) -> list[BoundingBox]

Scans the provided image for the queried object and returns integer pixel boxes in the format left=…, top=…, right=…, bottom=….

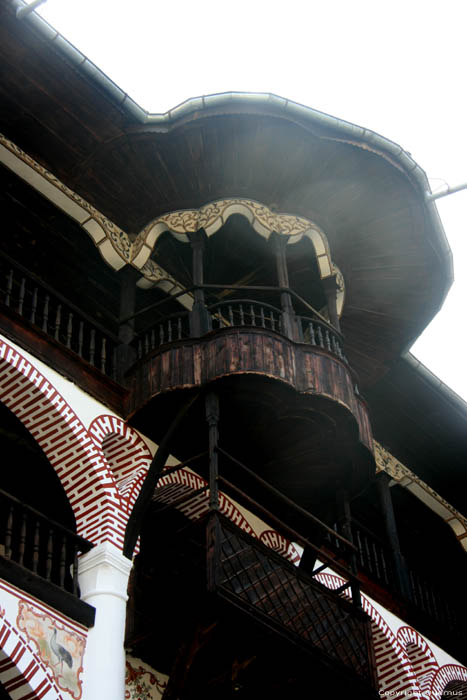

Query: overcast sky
left=31, top=0, right=467, bottom=401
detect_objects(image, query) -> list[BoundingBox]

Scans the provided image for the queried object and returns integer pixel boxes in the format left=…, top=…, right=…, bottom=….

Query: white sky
left=31, top=0, right=467, bottom=401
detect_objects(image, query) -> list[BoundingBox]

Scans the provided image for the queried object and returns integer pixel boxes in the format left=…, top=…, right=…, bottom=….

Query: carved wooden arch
left=0, top=340, right=126, bottom=547
left=134, top=198, right=345, bottom=315
left=0, top=611, right=64, bottom=700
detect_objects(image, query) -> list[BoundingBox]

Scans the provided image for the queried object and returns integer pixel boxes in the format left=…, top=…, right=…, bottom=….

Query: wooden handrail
left=134, top=307, right=191, bottom=339
left=217, top=476, right=360, bottom=586
left=0, top=488, right=92, bottom=552
left=208, top=298, right=282, bottom=315
left=216, top=446, right=357, bottom=552
left=160, top=451, right=209, bottom=478
left=0, top=250, right=120, bottom=340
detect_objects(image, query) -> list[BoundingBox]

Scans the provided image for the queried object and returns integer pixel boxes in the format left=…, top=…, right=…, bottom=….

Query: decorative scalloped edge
left=374, top=440, right=467, bottom=551
left=0, top=134, right=344, bottom=313
left=136, top=198, right=345, bottom=315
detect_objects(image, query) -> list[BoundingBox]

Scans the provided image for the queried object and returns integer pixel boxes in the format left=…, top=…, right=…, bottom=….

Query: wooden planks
left=127, top=327, right=372, bottom=452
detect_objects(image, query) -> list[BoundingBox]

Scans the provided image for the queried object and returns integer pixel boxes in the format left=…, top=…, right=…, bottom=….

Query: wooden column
left=206, top=393, right=220, bottom=511
left=273, top=233, right=296, bottom=340
left=189, top=231, right=211, bottom=337
left=115, top=266, right=137, bottom=382
left=376, top=472, right=411, bottom=599
left=337, top=488, right=361, bottom=608
left=322, top=274, right=341, bottom=332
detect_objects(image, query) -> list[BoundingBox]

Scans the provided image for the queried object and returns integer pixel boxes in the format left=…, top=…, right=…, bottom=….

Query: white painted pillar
left=78, top=542, right=133, bottom=700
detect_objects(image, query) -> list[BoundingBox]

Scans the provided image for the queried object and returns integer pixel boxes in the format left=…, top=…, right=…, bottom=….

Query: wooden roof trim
left=374, top=440, right=467, bottom=552
left=11, top=0, right=453, bottom=312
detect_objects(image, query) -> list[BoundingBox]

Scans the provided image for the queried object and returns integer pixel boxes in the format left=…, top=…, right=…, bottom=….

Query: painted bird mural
left=50, top=628, right=73, bottom=673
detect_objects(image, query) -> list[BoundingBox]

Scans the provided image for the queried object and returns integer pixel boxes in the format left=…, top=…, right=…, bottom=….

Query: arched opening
left=0, top=400, right=75, bottom=530
left=431, top=666, right=467, bottom=700
left=149, top=213, right=330, bottom=318
left=0, top=340, right=126, bottom=548
left=0, top=400, right=80, bottom=593
left=286, top=235, right=327, bottom=316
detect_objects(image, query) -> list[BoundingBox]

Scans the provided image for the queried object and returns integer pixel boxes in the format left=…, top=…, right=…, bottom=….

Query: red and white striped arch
left=88, top=415, right=152, bottom=514
left=430, top=666, right=467, bottom=700
left=0, top=340, right=126, bottom=548
left=397, top=626, right=439, bottom=698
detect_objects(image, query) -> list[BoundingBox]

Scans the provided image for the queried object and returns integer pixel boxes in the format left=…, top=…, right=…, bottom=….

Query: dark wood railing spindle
left=89, top=329, right=95, bottom=365
left=66, top=312, right=73, bottom=348
left=78, top=321, right=84, bottom=356
left=30, top=288, right=38, bottom=324
left=32, top=519, right=40, bottom=573
left=18, top=278, right=26, bottom=316
left=5, top=269, right=13, bottom=306
left=101, top=337, right=107, bottom=373
left=59, top=535, right=67, bottom=588
left=46, top=528, right=54, bottom=581
left=42, top=295, right=49, bottom=333
left=54, top=304, right=62, bottom=341
left=5, top=504, right=14, bottom=558
left=18, top=512, right=27, bottom=566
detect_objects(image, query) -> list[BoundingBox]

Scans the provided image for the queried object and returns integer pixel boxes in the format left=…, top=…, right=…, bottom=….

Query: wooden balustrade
left=0, top=253, right=119, bottom=378
left=135, top=310, right=191, bottom=359
left=327, top=517, right=465, bottom=642
left=209, top=299, right=283, bottom=333
left=297, top=315, right=347, bottom=363
left=131, top=288, right=349, bottom=372
left=0, top=489, right=93, bottom=596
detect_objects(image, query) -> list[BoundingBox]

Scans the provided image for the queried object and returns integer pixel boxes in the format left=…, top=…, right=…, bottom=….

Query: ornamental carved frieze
left=0, top=134, right=345, bottom=298
left=374, top=440, right=467, bottom=548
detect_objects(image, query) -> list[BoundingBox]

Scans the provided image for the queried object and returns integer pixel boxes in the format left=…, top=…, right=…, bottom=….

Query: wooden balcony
left=0, top=251, right=127, bottom=413
left=326, top=516, right=467, bottom=663
left=127, top=511, right=378, bottom=699
left=0, top=489, right=95, bottom=627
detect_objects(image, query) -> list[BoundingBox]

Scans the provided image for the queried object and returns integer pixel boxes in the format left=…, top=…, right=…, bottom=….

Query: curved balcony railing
left=209, top=298, right=283, bottom=332
left=131, top=285, right=348, bottom=368
left=135, top=309, right=191, bottom=360
left=296, top=314, right=347, bottom=362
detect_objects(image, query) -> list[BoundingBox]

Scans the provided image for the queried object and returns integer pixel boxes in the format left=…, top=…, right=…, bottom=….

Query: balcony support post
left=337, top=488, right=361, bottom=608
left=206, top=392, right=220, bottom=511
left=323, top=274, right=341, bottom=332
left=189, top=231, right=211, bottom=337
left=272, top=234, right=297, bottom=340
left=376, top=473, right=411, bottom=600
left=115, top=266, right=138, bottom=381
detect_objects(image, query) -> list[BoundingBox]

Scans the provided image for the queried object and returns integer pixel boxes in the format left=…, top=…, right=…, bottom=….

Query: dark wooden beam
left=123, top=393, right=200, bottom=559
left=376, top=472, right=411, bottom=599
left=0, top=556, right=95, bottom=627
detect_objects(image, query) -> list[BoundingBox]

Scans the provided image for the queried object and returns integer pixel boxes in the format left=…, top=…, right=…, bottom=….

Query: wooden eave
left=365, top=354, right=467, bottom=514
left=0, top=0, right=453, bottom=386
